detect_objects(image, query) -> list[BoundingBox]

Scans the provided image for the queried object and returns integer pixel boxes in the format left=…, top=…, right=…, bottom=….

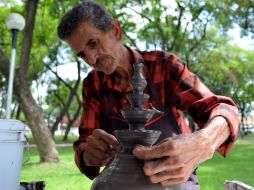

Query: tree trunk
left=0, top=52, right=59, bottom=162
left=63, top=100, right=82, bottom=141
left=45, top=59, right=82, bottom=138
left=20, top=0, right=59, bottom=162
left=14, top=74, right=59, bottom=162
left=0, top=0, right=59, bottom=162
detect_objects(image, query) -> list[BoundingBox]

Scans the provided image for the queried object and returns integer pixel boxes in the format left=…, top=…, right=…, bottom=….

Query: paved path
left=25, top=143, right=73, bottom=148
left=237, top=138, right=254, bottom=142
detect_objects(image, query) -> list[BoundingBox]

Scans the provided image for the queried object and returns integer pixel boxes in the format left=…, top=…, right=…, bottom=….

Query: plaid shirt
left=73, top=47, right=240, bottom=180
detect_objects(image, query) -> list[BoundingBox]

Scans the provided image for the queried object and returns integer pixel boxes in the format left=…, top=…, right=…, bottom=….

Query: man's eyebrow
left=76, top=39, right=91, bottom=57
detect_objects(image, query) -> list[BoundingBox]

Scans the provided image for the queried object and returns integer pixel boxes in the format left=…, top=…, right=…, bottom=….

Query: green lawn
left=20, top=146, right=92, bottom=190
left=20, top=141, right=254, bottom=190
left=197, top=141, right=254, bottom=190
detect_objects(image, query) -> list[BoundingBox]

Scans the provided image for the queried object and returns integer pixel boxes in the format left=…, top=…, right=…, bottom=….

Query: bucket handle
left=22, top=134, right=30, bottom=165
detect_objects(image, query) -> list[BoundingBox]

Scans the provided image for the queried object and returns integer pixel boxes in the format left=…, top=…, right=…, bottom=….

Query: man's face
left=66, top=21, right=122, bottom=75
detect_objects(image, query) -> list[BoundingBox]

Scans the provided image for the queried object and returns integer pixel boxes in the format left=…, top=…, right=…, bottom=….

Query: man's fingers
left=143, top=156, right=184, bottom=176
left=87, top=129, right=120, bottom=152
left=84, top=152, right=106, bottom=166
left=86, top=147, right=110, bottom=161
left=160, top=177, right=187, bottom=187
left=132, top=133, right=212, bottom=186
left=133, top=140, right=177, bottom=160
left=145, top=155, right=198, bottom=185
left=159, top=163, right=195, bottom=187
left=86, top=135, right=109, bottom=152
left=84, top=148, right=115, bottom=166
left=93, top=129, right=119, bottom=149
left=149, top=167, right=186, bottom=184
left=83, top=129, right=120, bottom=167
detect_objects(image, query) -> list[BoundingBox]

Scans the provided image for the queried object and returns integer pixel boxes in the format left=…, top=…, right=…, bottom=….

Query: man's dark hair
left=57, top=1, right=113, bottom=40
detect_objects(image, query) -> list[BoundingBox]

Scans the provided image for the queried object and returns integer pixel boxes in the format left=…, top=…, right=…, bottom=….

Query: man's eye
left=77, top=52, right=86, bottom=61
left=89, top=39, right=98, bottom=48
left=80, top=54, right=86, bottom=60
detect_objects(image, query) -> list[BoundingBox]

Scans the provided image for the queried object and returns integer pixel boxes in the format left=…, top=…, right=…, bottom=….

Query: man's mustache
left=95, top=55, right=114, bottom=68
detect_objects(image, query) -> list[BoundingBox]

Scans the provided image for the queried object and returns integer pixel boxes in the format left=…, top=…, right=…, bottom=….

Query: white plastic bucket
left=0, top=119, right=26, bottom=190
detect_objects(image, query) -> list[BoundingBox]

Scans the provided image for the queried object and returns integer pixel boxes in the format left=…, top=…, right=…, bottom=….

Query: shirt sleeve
left=73, top=78, right=101, bottom=180
left=166, top=54, right=240, bottom=156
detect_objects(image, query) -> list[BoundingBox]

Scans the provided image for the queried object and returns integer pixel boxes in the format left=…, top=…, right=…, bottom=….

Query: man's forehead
left=67, top=22, right=96, bottom=54
left=77, top=21, right=94, bottom=32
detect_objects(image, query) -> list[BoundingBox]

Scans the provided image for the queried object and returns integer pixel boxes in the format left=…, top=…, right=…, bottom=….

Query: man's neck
left=115, top=45, right=134, bottom=81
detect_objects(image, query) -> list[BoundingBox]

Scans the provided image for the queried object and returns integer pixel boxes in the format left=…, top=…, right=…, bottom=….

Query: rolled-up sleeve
left=208, top=101, right=239, bottom=156
left=169, top=58, right=240, bottom=156
left=73, top=78, right=101, bottom=180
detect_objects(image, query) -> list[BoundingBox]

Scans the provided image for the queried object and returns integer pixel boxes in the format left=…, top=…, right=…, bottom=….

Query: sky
left=228, top=26, right=254, bottom=50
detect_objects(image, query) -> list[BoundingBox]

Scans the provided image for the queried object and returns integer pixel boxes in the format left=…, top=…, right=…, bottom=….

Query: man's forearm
left=133, top=115, right=231, bottom=186
left=199, top=116, right=230, bottom=152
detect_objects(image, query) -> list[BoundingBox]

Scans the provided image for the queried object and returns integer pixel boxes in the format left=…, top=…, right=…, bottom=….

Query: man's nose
left=86, top=49, right=98, bottom=66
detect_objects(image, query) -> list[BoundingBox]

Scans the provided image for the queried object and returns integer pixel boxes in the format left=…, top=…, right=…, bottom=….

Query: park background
left=0, top=0, right=254, bottom=189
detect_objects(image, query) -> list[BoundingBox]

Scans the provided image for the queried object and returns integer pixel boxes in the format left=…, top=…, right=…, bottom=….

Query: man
left=57, top=1, right=239, bottom=189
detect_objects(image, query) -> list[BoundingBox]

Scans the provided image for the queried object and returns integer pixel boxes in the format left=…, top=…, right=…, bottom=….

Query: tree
left=0, top=0, right=253, bottom=158
left=0, top=0, right=59, bottom=162
left=193, top=44, right=254, bottom=131
left=44, top=59, right=83, bottom=140
left=93, top=0, right=254, bottom=135
left=105, top=0, right=254, bottom=114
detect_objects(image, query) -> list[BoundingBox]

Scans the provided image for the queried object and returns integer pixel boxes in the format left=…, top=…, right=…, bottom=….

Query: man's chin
left=103, top=70, right=114, bottom=75
left=96, top=68, right=114, bottom=75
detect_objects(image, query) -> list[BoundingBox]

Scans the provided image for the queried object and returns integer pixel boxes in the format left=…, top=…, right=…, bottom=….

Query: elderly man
left=57, top=1, right=239, bottom=189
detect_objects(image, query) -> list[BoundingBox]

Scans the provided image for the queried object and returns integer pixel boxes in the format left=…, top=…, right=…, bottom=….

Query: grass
left=20, top=147, right=92, bottom=190
left=20, top=141, right=254, bottom=190
left=197, top=141, right=254, bottom=190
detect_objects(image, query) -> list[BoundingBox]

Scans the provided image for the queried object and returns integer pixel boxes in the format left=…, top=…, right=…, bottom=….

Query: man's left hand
left=133, top=132, right=214, bottom=186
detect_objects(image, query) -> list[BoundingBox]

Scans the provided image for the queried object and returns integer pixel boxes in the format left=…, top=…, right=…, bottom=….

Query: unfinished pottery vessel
left=91, top=63, right=180, bottom=190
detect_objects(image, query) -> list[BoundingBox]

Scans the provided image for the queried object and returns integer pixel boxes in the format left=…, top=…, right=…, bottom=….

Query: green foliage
left=0, top=2, right=25, bottom=61
left=0, top=1, right=25, bottom=118
left=194, top=44, right=254, bottom=115
left=209, top=0, right=254, bottom=36
left=1, top=0, right=253, bottom=123
left=97, top=0, right=254, bottom=117
left=44, top=79, right=82, bottom=125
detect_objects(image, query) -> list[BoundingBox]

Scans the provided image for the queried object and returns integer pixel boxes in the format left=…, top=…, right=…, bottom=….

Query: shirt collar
left=102, top=45, right=143, bottom=92
left=125, top=45, right=143, bottom=64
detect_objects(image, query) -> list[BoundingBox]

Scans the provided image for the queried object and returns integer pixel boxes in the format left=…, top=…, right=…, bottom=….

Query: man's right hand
left=83, top=129, right=120, bottom=166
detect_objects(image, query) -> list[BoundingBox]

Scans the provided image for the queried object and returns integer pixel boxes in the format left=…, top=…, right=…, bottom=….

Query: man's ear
left=110, top=19, right=122, bottom=41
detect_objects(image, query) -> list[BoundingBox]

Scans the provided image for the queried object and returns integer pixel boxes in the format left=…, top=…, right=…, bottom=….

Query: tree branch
left=0, top=48, right=10, bottom=78
left=44, top=63, right=72, bottom=89
left=19, top=0, right=39, bottom=77
left=126, top=6, right=153, bottom=22
left=170, top=2, right=185, bottom=51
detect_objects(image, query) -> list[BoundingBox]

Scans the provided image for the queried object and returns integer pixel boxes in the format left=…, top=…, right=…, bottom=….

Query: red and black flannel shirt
left=73, top=47, right=240, bottom=180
